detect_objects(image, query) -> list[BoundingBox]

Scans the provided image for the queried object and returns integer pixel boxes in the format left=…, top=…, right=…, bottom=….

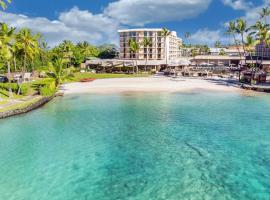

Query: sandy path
left=61, top=77, right=241, bottom=95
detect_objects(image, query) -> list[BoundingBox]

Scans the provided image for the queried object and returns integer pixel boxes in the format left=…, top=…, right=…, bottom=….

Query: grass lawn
left=0, top=89, right=23, bottom=100
left=0, top=100, right=8, bottom=106
left=65, top=73, right=150, bottom=83
left=0, top=96, right=43, bottom=113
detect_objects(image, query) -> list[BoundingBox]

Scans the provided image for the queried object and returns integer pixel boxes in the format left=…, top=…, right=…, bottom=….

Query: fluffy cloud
left=0, top=7, right=121, bottom=47
left=104, top=0, right=212, bottom=26
left=222, top=0, right=252, bottom=10
left=0, top=0, right=214, bottom=46
left=189, top=29, right=231, bottom=45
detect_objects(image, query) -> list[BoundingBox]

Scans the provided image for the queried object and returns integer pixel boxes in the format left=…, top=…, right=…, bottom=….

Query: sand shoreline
left=61, top=76, right=242, bottom=95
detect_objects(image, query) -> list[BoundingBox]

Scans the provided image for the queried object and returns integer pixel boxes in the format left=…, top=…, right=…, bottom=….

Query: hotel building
left=256, top=42, right=270, bottom=58
left=118, top=29, right=182, bottom=62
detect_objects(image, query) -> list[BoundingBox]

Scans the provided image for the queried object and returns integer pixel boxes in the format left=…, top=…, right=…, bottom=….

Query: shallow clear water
left=0, top=91, right=270, bottom=200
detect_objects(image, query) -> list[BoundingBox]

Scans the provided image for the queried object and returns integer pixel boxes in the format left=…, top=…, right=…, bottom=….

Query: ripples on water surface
left=0, top=91, right=270, bottom=200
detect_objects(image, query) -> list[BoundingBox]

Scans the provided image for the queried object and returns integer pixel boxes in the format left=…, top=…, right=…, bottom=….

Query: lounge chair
left=23, top=73, right=32, bottom=82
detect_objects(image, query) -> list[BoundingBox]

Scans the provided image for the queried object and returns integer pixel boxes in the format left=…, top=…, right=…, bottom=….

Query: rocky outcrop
left=0, top=96, right=53, bottom=119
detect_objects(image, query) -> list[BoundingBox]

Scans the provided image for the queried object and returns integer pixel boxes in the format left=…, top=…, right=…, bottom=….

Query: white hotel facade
left=118, top=29, right=183, bottom=62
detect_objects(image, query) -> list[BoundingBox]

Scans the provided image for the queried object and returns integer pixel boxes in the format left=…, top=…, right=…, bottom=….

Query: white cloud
left=224, top=0, right=270, bottom=26
left=222, top=0, right=252, bottom=10
left=104, top=0, right=212, bottom=26
left=189, top=29, right=231, bottom=45
left=0, top=7, right=121, bottom=47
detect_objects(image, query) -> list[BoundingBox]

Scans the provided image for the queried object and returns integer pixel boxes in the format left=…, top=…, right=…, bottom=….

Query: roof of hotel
left=118, top=28, right=164, bottom=32
left=193, top=55, right=243, bottom=60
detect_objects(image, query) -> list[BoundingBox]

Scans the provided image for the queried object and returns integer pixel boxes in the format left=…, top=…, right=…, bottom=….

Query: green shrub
left=20, top=84, right=29, bottom=96
left=39, top=81, right=56, bottom=97
left=0, top=83, right=30, bottom=96
left=0, top=83, right=17, bottom=91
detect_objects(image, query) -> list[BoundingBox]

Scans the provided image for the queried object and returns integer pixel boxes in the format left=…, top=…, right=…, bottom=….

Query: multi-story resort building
left=256, top=42, right=270, bottom=58
left=118, top=29, right=182, bottom=61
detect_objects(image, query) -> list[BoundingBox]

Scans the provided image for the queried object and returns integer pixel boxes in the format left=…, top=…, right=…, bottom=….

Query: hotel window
left=144, top=31, right=148, bottom=37
left=130, top=32, right=136, bottom=37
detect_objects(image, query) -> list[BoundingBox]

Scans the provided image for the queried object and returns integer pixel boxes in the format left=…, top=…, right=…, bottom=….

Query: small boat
left=79, top=78, right=96, bottom=82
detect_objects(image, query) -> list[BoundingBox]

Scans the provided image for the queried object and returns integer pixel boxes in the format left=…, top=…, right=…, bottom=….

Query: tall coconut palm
left=39, top=41, right=49, bottom=66
left=128, top=39, right=140, bottom=73
left=11, top=42, right=18, bottom=72
left=0, top=0, right=11, bottom=10
left=236, top=18, right=248, bottom=64
left=259, top=7, right=270, bottom=25
left=214, top=41, right=222, bottom=48
left=227, top=21, right=241, bottom=56
left=227, top=20, right=242, bottom=81
left=16, top=28, right=39, bottom=74
left=0, top=23, right=15, bottom=98
left=60, top=40, right=74, bottom=67
left=161, top=28, right=171, bottom=67
left=142, top=37, right=152, bottom=72
left=245, top=35, right=256, bottom=72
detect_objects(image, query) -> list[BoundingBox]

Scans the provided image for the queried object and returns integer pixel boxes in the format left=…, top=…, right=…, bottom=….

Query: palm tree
left=161, top=28, right=171, bottom=67
left=39, top=41, right=49, bottom=66
left=227, top=20, right=242, bottom=81
left=77, top=41, right=99, bottom=58
left=11, top=42, right=18, bottom=72
left=60, top=40, right=74, bottom=67
left=128, top=39, right=140, bottom=73
left=0, top=0, right=11, bottom=10
left=236, top=19, right=248, bottom=64
left=259, top=7, right=270, bottom=25
left=16, top=28, right=39, bottom=74
left=245, top=35, right=257, bottom=80
left=214, top=41, right=222, bottom=48
left=0, top=23, right=15, bottom=98
left=142, top=37, right=152, bottom=72
left=47, top=58, right=67, bottom=87
left=250, top=21, right=270, bottom=59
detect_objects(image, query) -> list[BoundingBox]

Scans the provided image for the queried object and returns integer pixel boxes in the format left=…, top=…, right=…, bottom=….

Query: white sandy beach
left=61, top=76, right=241, bottom=94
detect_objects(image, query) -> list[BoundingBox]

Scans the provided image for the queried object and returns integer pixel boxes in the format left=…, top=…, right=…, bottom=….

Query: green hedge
left=0, top=83, right=29, bottom=96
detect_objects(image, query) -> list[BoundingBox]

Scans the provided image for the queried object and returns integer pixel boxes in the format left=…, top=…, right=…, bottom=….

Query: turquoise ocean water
left=0, top=91, right=270, bottom=200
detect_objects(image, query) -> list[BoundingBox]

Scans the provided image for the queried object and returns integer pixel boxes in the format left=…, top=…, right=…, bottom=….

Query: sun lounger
left=23, top=73, right=32, bottom=82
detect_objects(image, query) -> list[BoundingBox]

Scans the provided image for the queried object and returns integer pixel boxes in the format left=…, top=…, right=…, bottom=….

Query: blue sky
left=0, top=0, right=268, bottom=46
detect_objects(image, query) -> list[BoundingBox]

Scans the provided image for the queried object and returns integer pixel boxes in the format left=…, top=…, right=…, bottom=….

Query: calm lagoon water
left=0, top=91, right=270, bottom=200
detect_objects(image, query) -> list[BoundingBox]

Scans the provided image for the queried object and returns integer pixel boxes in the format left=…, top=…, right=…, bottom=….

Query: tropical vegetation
left=0, top=19, right=120, bottom=100
left=0, top=0, right=11, bottom=10
left=226, top=7, right=270, bottom=82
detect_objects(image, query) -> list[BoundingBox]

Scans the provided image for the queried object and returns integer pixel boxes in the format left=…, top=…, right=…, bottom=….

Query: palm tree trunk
left=23, top=52, right=27, bottom=75
left=13, top=56, right=17, bottom=72
left=18, top=52, right=26, bottom=95
left=232, top=34, right=242, bottom=81
left=241, top=33, right=247, bottom=65
left=7, top=61, right=13, bottom=98
left=145, top=47, right=148, bottom=72
left=165, top=37, right=168, bottom=67
left=136, top=60, right=138, bottom=74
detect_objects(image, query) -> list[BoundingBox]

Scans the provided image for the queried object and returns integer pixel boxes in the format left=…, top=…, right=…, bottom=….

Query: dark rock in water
left=184, top=141, right=204, bottom=157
